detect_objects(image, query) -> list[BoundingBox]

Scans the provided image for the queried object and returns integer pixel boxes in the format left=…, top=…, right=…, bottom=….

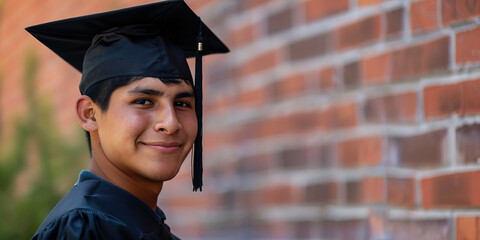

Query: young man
left=26, top=1, right=228, bottom=239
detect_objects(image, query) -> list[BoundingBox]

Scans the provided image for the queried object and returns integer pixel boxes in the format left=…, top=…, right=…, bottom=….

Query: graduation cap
left=25, top=0, right=229, bottom=191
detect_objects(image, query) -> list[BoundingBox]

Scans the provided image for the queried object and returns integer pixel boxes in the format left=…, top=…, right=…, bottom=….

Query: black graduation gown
left=30, top=171, right=180, bottom=240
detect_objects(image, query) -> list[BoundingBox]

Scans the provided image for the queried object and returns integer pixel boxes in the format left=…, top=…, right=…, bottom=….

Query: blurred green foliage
left=0, top=0, right=4, bottom=17
left=0, top=49, right=89, bottom=239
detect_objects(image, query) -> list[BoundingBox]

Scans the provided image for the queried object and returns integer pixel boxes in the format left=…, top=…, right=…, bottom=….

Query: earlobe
left=76, top=95, right=98, bottom=132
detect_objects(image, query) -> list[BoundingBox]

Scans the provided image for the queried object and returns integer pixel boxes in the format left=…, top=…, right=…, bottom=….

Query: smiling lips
left=142, top=142, right=182, bottom=153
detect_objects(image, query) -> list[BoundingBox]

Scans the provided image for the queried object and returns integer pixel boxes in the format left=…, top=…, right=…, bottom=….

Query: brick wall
left=3, top=0, right=480, bottom=239
left=163, top=0, right=480, bottom=239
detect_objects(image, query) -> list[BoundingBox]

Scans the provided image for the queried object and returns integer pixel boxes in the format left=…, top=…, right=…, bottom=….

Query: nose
left=154, top=103, right=181, bottom=134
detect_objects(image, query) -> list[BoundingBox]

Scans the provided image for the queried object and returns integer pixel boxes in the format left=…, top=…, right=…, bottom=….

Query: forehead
left=121, top=77, right=194, bottom=92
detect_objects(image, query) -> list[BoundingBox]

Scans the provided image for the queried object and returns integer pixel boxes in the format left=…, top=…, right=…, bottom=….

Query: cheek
left=103, top=107, right=152, bottom=143
left=180, top=112, right=198, bottom=141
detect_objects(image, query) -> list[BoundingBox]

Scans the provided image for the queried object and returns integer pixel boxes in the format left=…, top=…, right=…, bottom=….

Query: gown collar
left=76, top=170, right=167, bottom=224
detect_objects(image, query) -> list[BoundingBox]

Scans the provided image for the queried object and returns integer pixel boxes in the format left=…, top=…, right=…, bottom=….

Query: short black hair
left=83, top=76, right=193, bottom=154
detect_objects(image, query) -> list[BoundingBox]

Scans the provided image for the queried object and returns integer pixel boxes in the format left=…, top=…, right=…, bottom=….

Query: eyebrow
left=128, top=86, right=195, bottom=99
left=128, top=87, right=163, bottom=96
left=176, top=91, right=195, bottom=99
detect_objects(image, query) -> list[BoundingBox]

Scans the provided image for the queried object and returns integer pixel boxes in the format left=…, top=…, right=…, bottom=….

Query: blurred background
left=1, top=0, right=480, bottom=239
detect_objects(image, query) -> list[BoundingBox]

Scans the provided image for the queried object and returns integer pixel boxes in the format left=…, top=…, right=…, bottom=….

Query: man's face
left=94, top=77, right=197, bottom=182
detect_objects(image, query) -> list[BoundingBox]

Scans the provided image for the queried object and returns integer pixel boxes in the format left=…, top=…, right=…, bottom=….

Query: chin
left=140, top=154, right=187, bottom=181
left=145, top=167, right=182, bottom=182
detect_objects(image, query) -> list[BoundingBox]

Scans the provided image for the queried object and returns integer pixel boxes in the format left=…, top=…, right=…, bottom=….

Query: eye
left=174, top=101, right=191, bottom=108
left=133, top=98, right=153, bottom=106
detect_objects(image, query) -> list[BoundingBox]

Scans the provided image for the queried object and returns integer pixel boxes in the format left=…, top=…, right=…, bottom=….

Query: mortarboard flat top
left=25, top=0, right=229, bottom=73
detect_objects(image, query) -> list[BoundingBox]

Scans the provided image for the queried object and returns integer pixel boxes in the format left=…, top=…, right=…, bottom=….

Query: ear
left=76, top=95, right=98, bottom=132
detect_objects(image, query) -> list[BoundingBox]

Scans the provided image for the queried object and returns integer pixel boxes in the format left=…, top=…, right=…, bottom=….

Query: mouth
left=141, top=142, right=182, bottom=153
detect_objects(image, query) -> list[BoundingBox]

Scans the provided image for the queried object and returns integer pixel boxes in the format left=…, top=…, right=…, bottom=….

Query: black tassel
left=193, top=17, right=203, bottom=192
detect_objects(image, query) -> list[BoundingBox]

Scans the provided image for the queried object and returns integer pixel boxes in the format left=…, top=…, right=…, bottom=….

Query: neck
left=90, top=157, right=163, bottom=211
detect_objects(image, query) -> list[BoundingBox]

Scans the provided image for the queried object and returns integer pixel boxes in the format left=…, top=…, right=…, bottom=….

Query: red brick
left=239, top=189, right=257, bottom=209
left=388, top=130, right=447, bottom=168
left=337, top=136, right=382, bottom=167
left=422, top=170, right=480, bottom=208
left=186, top=0, right=224, bottom=11
left=361, top=53, right=390, bottom=85
left=346, top=177, right=384, bottom=204
left=279, top=146, right=312, bottom=169
left=456, top=216, right=480, bottom=240
left=365, top=92, right=417, bottom=124
left=358, top=0, right=383, bottom=7
left=204, top=130, right=236, bottom=152
left=391, top=37, right=449, bottom=81
left=238, top=49, right=279, bottom=77
left=258, top=184, right=298, bottom=205
left=387, top=177, right=416, bottom=207
left=305, top=182, right=338, bottom=204
left=346, top=181, right=363, bottom=204
left=456, top=27, right=480, bottom=65
left=463, top=79, right=480, bottom=114
left=241, top=117, right=284, bottom=139
left=424, top=82, right=462, bottom=119
left=288, top=33, right=331, bottom=61
left=267, top=81, right=281, bottom=101
left=274, top=113, right=304, bottom=134
left=343, top=61, right=360, bottom=88
left=238, top=153, right=276, bottom=174
left=317, top=112, right=329, bottom=132
left=205, top=95, right=234, bottom=113
left=318, top=67, right=336, bottom=91
left=442, top=0, right=480, bottom=26
left=304, top=0, right=349, bottom=22
left=230, top=23, right=257, bottom=48
left=422, top=79, right=480, bottom=120
left=238, top=86, right=269, bottom=108
left=320, top=102, right=358, bottom=130
left=277, top=73, right=306, bottom=99
left=290, top=111, right=324, bottom=133
left=386, top=8, right=404, bottom=39
left=336, top=15, right=382, bottom=50
left=456, top=124, right=480, bottom=164
left=255, top=221, right=294, bottom=239
left=241, top=0, right=274, bottom=10
left=410, top=0, right=439, bottom=34
left=330, top=102, right=358, bottom=129
left=267, top=7, right=294, bottom=35
left=240, top=110, right=322, bottom=139
left=363, top=177, right=384, bottom=203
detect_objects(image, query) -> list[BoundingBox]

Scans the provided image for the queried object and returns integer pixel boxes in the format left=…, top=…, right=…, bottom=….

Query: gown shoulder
left=31, top=208, right=138, bottom=240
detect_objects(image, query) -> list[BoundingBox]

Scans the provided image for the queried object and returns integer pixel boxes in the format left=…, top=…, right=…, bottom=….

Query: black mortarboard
left=25, top=0, right=229, bottom=191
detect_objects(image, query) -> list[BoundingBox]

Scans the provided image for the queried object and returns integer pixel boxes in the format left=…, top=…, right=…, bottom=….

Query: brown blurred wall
left=0, top=0, right=161, bottom=138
